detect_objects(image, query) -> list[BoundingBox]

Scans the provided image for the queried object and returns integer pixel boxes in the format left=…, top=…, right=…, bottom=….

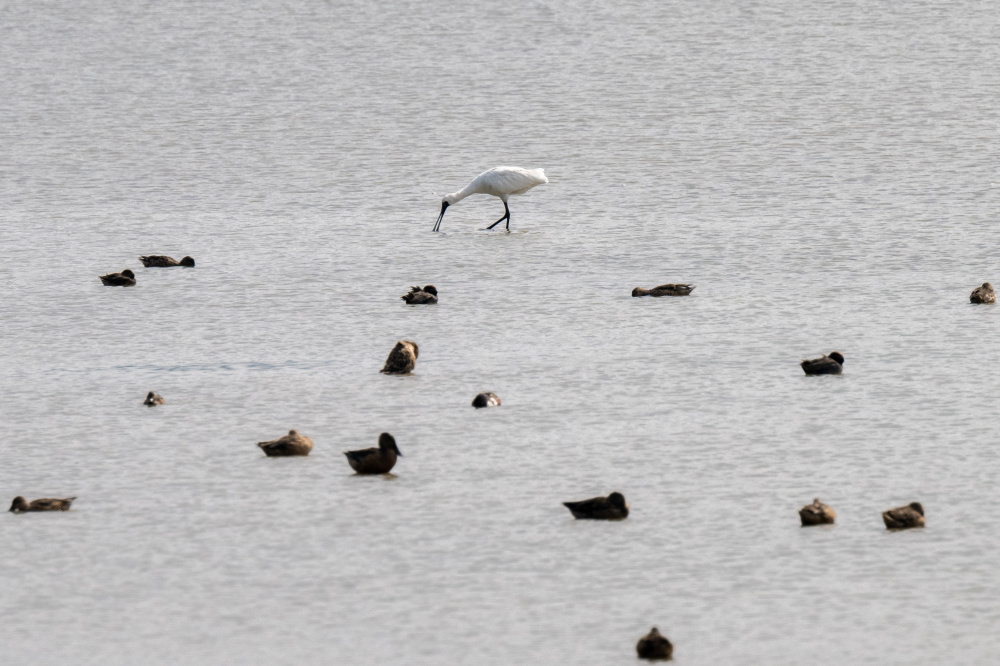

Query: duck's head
left=180, top=256, right=195, bottom=267
left=909, top=502, right=924, bottom=516
left=146, top=391, right=155, bottom=399
left=631, top=287, right=642, bottom=297
left=379, top=432, right=402, bottom=456
left=647, top=627, right=663, bottom=637
left=288, top=429, right=298, bottom=436
left=121, top=269, right=135, bottom=279
left=829, top=351, right=845, bottom=365
left=422, top=285, right=438, bottom=296
left=608, top=492, right=628, bottom=508
left=9, top=496, right=28, bottom=512
left=983, top=282, right=994, bottom=291
left=813, top=497, right=823, bottom=505
left=406, top=340, right=419, bottom=359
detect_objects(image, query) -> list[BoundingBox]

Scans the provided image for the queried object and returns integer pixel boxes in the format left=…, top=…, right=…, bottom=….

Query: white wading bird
left=433, top=166, right=548, bottom=232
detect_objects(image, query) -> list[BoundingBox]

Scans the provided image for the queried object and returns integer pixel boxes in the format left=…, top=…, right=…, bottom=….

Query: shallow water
left=2, top=0, right=999, bottom=663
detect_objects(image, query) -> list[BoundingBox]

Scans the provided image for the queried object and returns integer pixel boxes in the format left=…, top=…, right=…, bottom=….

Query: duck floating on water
left=562, top=491, right=629, bottom=520
left=800, top=351, right=844, bottom=375
left=799, top=498, right=836, bottom=526
left=401, top=285, right=438, bottom=304
left=344, top=433, right=402, bottom=474
left=9, top=496, right=76, bottom=513
left=143, top=391, right=165, bottom=406
left=99, top=269, right=136, bottom=286
left=970, top=282, right=995, bottom=304
left=636, top=626, right=673, bottom=661
left=257, top=429, right=314, bottom=457
left=632, top=284, right=694, bottom=297
left=139, top=255, right=195, bottom=267
left=882, top=502, right=924, bottom=529
left=381, top=340, right=419, bottom=374
left=472, top=392, right=501, bottom=408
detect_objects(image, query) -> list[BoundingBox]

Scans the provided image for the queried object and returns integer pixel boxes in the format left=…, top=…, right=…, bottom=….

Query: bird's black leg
left=484, top=201, right=511, bottom=230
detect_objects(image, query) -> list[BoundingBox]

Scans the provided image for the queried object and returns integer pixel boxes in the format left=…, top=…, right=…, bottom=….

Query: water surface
left=2, top=0, right=999, bottom=663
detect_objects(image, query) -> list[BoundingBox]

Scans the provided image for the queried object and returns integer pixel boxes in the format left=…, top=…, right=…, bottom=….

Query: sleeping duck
left=257, top=429, right=314, bottom=457
left=562, top=491, right=629, bottom=520
left=139, top=255, right=195, bottom=267
left=800, top=351, right=844, bottom=375
left=381, top=340, right=419, bottom=374
left=471, top=392, right=501, bottom=408
left=632, top=284, right=694, bottom=297
left=970, top=282, right=995, bottom=304
left=798, top=498, right=836, bottom=526
left=401, top=285, right=438, bottom=304
left=882, top=502, right=925, bottom=529
left=99, top=269, right=136, bottom=286
left=636, top=626, right=673, bottom=661
left=9, top=496, right=76, bottom=513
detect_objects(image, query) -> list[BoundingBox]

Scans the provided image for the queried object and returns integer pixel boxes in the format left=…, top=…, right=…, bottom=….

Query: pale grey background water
left=2, top=0, right=999, bottom=663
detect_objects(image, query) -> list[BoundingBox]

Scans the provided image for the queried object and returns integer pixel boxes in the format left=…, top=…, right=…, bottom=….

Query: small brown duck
left=401, top=285, right=438, bottom=304
left=632, top=284, right=694, bottom=297
left=344, top=432, right=402, bottom=474
left=99, top=269, right=136, bottom=286
left=143, top=391, right=165, bottom=406
left=563, top=491, right=629, bottom=520
left=800, top=351, right=844, bottom=375
left=882, top=502, right=925, bottom=529
left=257, top=429, right=314, bottom=457
left=472, top=392, right=501, bottom=408
left=139, top=255, right=195, bottom=267
left=799, top=498, right=836, bottom=526
left=381, top=340, right=419, bottom=374
left=970, top=282, right=995, bottom=304
left=636, top=626, right=673, bottom=661
left=9, top=496, right=76, bottom=513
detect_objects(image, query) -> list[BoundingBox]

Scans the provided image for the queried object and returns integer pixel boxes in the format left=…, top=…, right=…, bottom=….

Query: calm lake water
left=2, top=0, right=999, bottom=663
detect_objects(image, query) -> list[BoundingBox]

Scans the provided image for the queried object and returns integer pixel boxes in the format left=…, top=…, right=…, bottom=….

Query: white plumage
left=433, top=166, right=548, bottom=232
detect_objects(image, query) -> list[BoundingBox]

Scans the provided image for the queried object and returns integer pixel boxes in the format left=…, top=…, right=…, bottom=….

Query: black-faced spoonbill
left=433, top=166, right=548, bottom=232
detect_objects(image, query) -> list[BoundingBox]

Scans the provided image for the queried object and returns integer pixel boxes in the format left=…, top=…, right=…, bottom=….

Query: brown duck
left=144, top=391, right=165, bottom=406
left=800, top=351, right=844, bottom=375
left=401, top=285, right=438, bottom=304
left=381, top=340, right=419, bottom=374
left=970, top=282, right=995, bottom=304
left=344, top=432, right=402, bottom=474
left=139, top=255, right=195, bottom=267
left=99, top=269, right=136, bottom=286
left=799, top=498, right=836, bottom=526
left=632, top=284, right=694, bottom=297
left=472, top=392, right=501, bottom=408
left=257, top=429, right=314, bottom=457
left=882, top=502, right=925, bottom=529
left=562, top=491, right=629, bottom=520
left=9, top=496, right=76, bottom=513
left=636, top=626, right=673, bottom=661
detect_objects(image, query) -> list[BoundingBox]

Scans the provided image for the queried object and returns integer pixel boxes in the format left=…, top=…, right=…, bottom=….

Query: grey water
left=1, top=0, right=999, bottom=663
